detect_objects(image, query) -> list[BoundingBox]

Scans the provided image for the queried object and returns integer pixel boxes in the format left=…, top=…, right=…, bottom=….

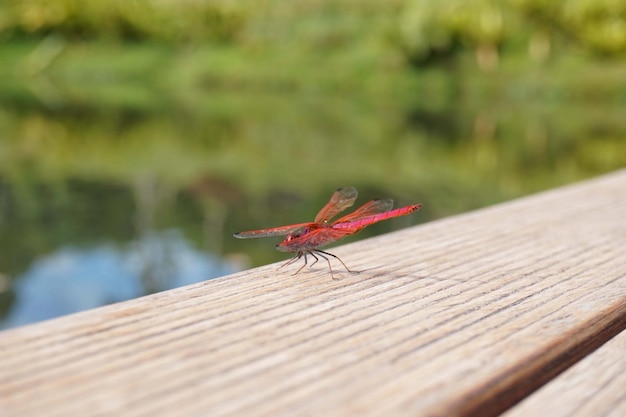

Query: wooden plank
left=502, top=329, right=626, bottom=417
left=0, top=169, right=625, bottom=417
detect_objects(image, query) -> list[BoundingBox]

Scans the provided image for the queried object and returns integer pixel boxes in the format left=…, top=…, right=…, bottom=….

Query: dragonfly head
left=275, top=232, right=300, bottom=253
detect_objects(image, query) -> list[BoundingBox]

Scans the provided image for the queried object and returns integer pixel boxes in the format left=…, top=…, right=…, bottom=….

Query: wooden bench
left=1, top=170, right=625, bottom=417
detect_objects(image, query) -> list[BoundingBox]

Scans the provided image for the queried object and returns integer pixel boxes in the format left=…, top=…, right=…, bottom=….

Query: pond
left=1, top=57, right=625, bottom=330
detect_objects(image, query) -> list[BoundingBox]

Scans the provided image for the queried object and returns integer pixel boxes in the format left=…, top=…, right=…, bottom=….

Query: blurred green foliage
left=0, top=0, right=244, bottom=42
left=2, top=0, right=624, bottom=57
left=401, top=0, right=626, bottom=61
left=0, top=0, right=624, bottom=193
left=0, top=0, right=624, bottom=213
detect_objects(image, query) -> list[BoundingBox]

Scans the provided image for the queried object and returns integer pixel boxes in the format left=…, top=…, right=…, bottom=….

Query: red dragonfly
left=234, top=187, right=422, bottom=279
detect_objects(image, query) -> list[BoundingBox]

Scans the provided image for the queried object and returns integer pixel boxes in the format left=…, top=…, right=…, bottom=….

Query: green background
left=1, top=0, right=625, bottom=327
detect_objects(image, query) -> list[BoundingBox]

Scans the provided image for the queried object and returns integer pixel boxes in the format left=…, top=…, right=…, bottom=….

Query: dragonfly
left=233, top=187, right=422, bottom=279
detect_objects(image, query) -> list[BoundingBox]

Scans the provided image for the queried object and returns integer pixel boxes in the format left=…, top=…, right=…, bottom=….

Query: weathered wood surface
left=1, top=170, right=625, bottom=417
left=502, top=328, right=626, bottom=417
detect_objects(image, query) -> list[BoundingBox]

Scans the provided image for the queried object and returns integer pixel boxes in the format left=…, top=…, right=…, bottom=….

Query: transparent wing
left=314, top=187, right=358, bottom=224
left=233, top=222, right=314, bottom=239
left=332, top=198, right=394, bottom=224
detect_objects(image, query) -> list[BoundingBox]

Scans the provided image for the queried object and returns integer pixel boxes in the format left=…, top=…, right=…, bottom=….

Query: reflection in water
left=0, top=230, right=241, bottom=331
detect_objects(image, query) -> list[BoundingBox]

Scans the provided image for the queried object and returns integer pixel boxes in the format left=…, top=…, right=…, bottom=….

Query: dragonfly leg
left=312, top=251, right=334, bottom=279
left=309, top=251, right=320, bottom=268
left=315, top=250, right=355, bottom=279
left=293, top=251, right=308, bottom=275
left=280, top=252, right=302, bottom=269
left=280, top=250, right=354, bottom=280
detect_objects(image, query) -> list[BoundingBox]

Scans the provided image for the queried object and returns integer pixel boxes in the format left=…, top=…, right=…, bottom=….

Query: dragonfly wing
left=233, top=222, right=315, bottom=239
left=314, top=187, right=358, bottom=224
left=333, top=198, right=394, bottom=223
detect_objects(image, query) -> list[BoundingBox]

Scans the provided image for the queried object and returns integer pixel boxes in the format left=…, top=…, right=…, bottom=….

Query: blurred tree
left=400, top=0, right=626, bottom=67
left=0, top=0, right=245, bottom=42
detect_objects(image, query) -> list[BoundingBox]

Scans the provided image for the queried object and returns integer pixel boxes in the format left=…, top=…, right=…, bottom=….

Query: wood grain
left=1, top=170, right=625, bottom=417
left=502, top=329, right=626, bottom=417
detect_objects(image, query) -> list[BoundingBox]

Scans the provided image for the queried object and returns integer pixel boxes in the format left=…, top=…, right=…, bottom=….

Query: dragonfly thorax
left=275, top=226, right=320, bottom=253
